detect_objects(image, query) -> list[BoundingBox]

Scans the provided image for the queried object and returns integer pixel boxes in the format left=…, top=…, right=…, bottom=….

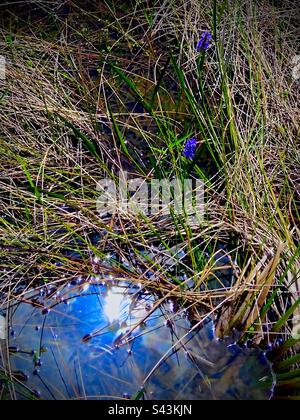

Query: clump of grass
left=0, top=0, right=299, bottom=399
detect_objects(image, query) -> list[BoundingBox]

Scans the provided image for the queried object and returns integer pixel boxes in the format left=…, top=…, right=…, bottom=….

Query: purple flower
left=183, top=137, right=197, bottom=160
left=196, top=31, right=212, bottom=52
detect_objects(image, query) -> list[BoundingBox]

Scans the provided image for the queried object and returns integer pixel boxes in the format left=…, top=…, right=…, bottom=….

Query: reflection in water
left=104, top=287, right=132, bottom=324
left=7, top=282, right=275, bottom=400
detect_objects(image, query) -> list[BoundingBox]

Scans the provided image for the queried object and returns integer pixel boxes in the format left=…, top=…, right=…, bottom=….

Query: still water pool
left=7, top=281, right=275, bottom=400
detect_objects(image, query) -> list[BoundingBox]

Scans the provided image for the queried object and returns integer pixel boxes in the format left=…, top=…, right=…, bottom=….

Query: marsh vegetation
left=0, top=0, right=299, bottom=400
